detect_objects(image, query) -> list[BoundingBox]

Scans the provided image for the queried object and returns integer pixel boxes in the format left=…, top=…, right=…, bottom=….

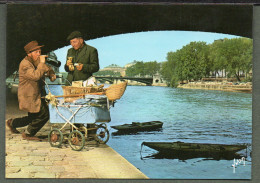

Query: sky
left=54, top=31, right=240, bottom=72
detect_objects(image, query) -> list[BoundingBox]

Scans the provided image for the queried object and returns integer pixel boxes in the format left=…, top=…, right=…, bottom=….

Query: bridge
left=5, top=3, right=252, bottom=77
left=95, top=76, right=154, bottom=85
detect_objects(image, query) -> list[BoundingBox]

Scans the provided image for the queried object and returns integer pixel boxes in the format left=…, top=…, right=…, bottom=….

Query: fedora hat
left=24, top=41, right=44, bottom=54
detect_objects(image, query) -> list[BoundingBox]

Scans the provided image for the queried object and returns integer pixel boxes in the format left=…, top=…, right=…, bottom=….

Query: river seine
left=50, top=85, right=252, bottom=179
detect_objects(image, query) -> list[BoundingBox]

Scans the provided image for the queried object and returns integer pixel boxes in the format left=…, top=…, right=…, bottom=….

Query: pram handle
left=42, top=92, right=106, bottom=98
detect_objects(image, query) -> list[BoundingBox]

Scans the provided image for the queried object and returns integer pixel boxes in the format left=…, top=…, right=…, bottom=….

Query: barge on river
left=111, top=121, right=163, bottom=132
left=142, top=141, right=247, bottom=154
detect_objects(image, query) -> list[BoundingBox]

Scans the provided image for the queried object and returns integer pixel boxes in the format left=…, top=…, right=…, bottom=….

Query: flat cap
left=67, top=31, right=83, bottom=41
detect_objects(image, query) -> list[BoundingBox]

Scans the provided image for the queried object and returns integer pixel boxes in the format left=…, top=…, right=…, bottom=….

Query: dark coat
left=18, top=56, right=54, bottom=113
left=64, top=44, right=99, bottom=85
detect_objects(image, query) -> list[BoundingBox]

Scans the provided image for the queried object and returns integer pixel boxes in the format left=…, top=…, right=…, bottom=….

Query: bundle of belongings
left=62, top=77, right=127, bottom=103
left=46, top=77, right=127, bottom=124
left=62, top=77, right=105, bottom=103
left=46, top=76, right=127, bottom=107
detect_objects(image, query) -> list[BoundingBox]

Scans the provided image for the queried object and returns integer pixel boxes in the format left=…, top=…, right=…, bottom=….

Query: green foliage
left=160, top=59, right=175, bottom=86
left=161, top=38, right=252, bottom=87
left=209, top=38, right=252, bottom=81
left=176, top=41, right=210, bottom=81
left=125, top=61, right=160, bottom=77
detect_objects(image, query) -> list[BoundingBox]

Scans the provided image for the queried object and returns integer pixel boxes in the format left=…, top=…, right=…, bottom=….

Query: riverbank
left=126, top=83, right=167, bottom=87
left=177, top=81, right=252, bottom=93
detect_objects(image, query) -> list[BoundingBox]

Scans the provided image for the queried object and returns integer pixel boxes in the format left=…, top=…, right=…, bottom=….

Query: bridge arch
left=6, top=4, right=252, bottom=76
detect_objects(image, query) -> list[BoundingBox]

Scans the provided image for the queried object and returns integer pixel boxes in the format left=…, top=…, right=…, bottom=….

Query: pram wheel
left=68, top=130, right=85, bottom=151
left=48, top=128, right=63, bottom=148
left=95, top=126, right=109, bottom=144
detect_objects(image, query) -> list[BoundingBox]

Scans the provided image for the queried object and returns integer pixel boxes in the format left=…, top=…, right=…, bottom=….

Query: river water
left=48, top=85, right=252, bottom=179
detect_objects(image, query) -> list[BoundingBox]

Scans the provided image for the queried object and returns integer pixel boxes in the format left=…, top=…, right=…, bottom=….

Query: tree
left=161, top=38, right=253, bottom=87
left=161, top=41, right=210, bottom=86
left=125, top=61, right=160, bottom=77
left=209, top=38, right=252, bottom=81
left=208, top=39, right=228, bottom=77
left=125, top=61, right=144, bottom=76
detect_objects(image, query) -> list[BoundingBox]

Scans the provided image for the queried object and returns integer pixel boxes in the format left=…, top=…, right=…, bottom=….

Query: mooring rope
left=140, top=142, right=145, bottom=160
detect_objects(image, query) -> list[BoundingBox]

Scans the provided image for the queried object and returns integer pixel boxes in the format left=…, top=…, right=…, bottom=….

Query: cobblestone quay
left=5, top=93, right=148, bottom=179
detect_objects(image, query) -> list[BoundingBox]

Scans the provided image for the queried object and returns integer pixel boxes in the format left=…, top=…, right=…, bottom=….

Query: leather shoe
left=6, top=119, right=20, bottom=134
left=22, top=132, right=46, bottom=141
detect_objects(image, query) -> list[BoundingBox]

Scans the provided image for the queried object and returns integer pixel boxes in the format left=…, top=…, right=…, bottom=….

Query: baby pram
left=44, top=81, right=127, bottom=151
left=47, top=94, right=111, bottom=151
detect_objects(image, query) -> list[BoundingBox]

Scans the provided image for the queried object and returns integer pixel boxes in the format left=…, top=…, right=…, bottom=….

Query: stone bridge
left=95, top=75, right=166, bottom=86
left=5, top=3, right=252, bottom=77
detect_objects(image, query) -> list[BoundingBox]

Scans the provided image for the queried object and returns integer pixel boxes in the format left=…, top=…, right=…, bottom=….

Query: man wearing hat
left=6, top=41, right=56, bottom=140
left=64, top=31, right=99, bottom=85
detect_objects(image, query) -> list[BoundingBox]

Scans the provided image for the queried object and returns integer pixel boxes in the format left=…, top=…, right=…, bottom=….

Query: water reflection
left=111, top=128, right=163, bottom=136
left=142, top=151, right=244, bottom=161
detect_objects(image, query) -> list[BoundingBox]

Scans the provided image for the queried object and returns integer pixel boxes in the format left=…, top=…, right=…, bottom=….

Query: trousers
left=12, top=99, right=49, bottom=136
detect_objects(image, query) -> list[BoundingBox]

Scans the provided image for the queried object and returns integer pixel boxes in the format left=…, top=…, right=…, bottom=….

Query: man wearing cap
left=64, top=31, right=99, bottom=85
left=6, top=41, right=56, bottom=140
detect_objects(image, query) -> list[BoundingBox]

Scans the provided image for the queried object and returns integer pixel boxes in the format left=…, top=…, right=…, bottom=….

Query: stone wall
left=178, top=82, right=252, bottom=93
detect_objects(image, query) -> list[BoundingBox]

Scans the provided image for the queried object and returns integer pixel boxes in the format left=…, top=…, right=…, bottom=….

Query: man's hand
left=50, top=74, right=56, bottom=82
left=40, top=55, right=48, bottom=63
left=76, top=63, right=83, bottom=71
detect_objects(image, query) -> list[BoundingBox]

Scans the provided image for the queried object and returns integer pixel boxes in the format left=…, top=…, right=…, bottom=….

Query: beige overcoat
left=18, top=56, right=54, bottom=113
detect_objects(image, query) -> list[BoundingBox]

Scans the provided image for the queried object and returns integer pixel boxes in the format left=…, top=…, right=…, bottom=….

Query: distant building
left=101, top=64, right=124, bottom=72
left=100, top=61, right=139, bottom=77
left=124, top=61, right=137, bottom=68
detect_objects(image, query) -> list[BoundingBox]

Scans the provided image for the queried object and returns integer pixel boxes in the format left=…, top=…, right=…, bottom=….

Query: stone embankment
left=5, top=93, right=148, bottom=179
left=6, top=125, right=148, bottom=179
left=178, top=81, right=252, bottom=93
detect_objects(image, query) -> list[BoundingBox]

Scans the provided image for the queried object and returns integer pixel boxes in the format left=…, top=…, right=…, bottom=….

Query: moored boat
left=142, top=141, right=247, bottom=154
left=111, top=121, right=163, bottom=132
